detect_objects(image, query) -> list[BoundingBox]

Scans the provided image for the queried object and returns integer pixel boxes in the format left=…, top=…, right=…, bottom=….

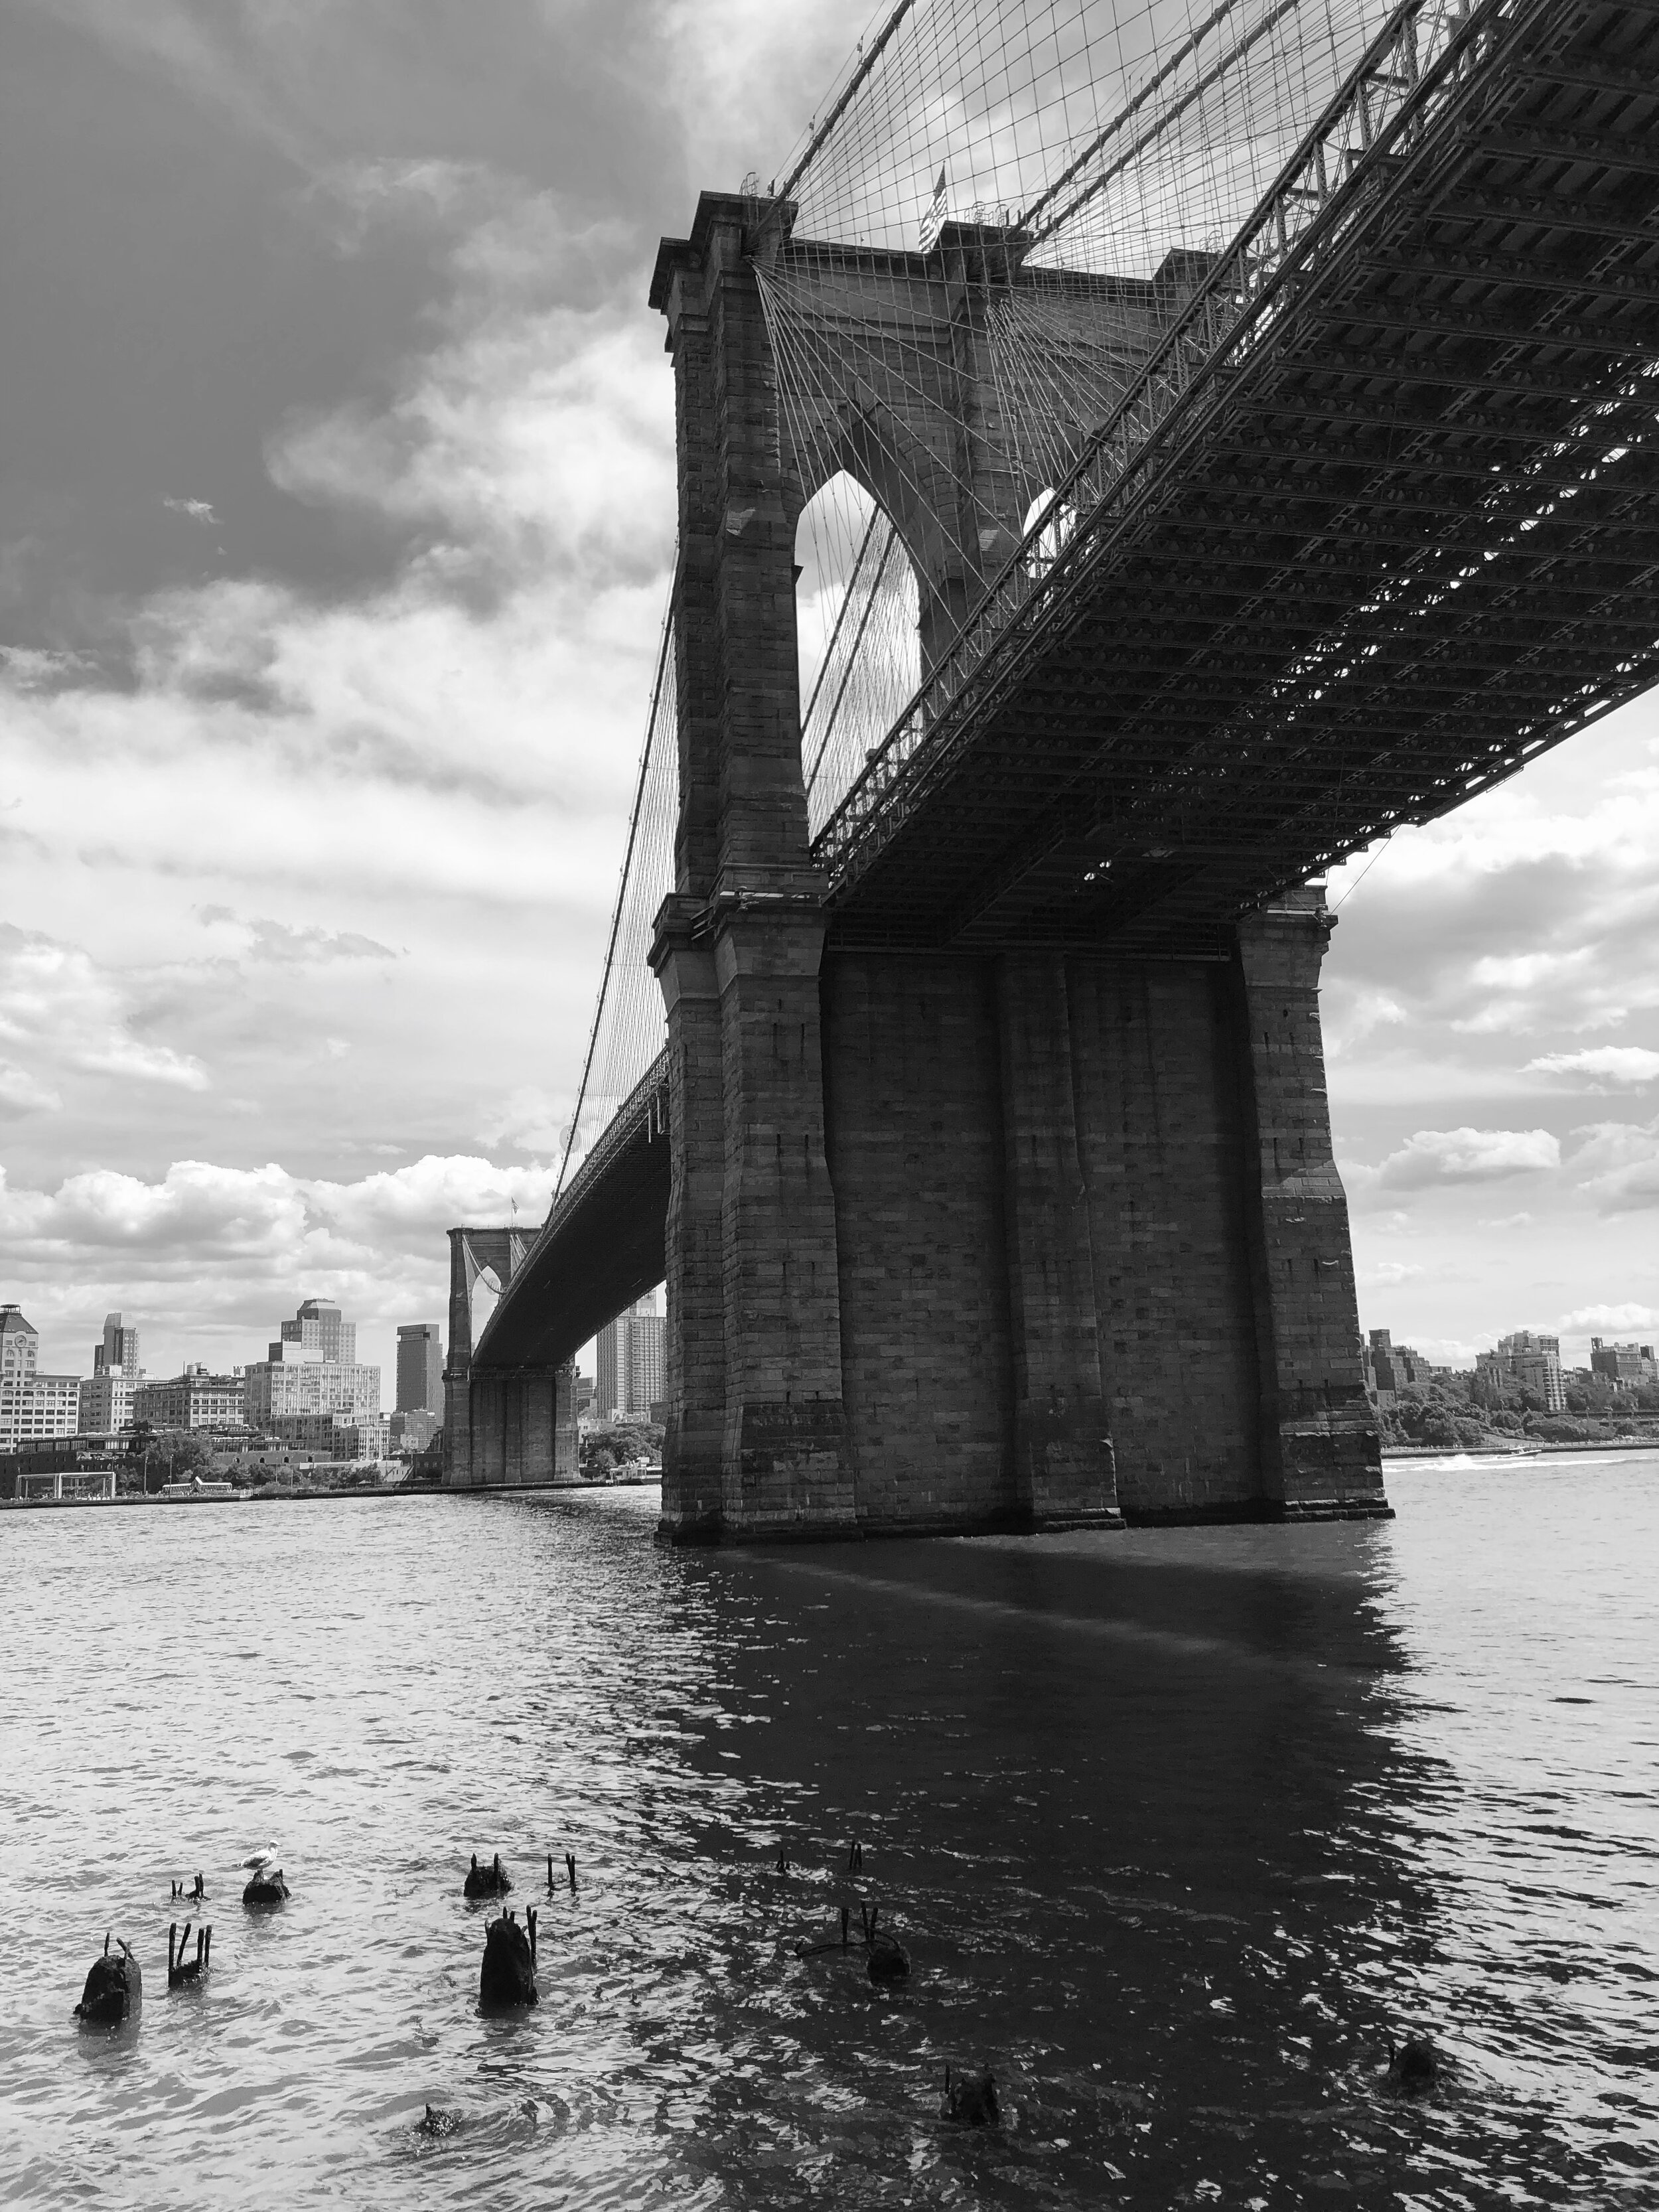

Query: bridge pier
left=1236, top=899, right=1382, bottom=1518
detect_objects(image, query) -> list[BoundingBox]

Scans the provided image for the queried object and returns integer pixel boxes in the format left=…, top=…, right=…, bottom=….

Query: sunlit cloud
left=1354, top=1126, right=1561, bottom=1192
left=1524, top=1045, right=1659, bottom=1088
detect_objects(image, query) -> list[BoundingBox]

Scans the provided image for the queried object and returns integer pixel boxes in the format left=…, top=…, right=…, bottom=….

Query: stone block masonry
left=814, top=932, right=1386, bottom=1532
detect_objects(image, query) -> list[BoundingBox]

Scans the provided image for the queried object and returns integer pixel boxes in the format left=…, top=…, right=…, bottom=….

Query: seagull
left=240, top=1846, right=282, bottom=1874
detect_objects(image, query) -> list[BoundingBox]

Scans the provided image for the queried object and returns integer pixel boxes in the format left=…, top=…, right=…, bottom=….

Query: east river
left=1, top=1456, right=1655, bottom=2209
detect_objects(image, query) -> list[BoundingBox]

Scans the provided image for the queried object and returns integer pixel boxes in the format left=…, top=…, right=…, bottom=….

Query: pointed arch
left=794, top=471, right=922, bottom=836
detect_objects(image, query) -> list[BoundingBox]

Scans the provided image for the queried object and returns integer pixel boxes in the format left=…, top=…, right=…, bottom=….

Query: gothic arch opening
left=1021, top=488, right=1078, bottom=584
left=794, top=471, right=922, bottom=837
left=470, top=1265, right=502, bottom=1344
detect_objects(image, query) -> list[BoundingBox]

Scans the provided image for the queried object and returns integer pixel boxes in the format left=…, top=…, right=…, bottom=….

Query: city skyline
left=1, top=5, right=1656, bottom=1386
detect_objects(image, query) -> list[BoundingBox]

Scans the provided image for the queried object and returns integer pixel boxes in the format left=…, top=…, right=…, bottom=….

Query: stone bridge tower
left=444, top=1225, right=578, bottom=1488
left=646, top=190, right=1386, bottom=1542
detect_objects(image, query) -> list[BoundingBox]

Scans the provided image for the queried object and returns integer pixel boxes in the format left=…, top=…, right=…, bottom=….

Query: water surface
left=1, top=1456, right=1655, bottom=2207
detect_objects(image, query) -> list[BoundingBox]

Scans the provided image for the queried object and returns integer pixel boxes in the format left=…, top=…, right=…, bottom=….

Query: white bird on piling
left=240, top=1845, right=282, bottom=1874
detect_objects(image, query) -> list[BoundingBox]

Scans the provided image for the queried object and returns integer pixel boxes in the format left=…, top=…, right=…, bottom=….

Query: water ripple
left=1, top=1463, right=1656, bottom=2206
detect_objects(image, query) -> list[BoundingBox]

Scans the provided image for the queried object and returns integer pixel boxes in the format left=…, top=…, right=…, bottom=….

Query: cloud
left=0, top=646, right=96, bottom=690
left=1553, top=1303, right=1659, bottom=1336
left=198, top=908, right=397, bottom=963
left=0, top=926, right=208, bottom=1096
left=0, top=1151, right=551, bottom=1268
left=0, top=1150, right=556, bottom=1376
left=1525, top=1046, right=1659, bottom=1087
left=163, top=496, right=219, bottom=524
left=1365, top=1126, right=1561, bottom=1190
left=1570, top=1114, right=1659, bottom=1213
left=477, top=1084, right=575, bottom=1155
left=0, top=1065, right=62, bottom=1116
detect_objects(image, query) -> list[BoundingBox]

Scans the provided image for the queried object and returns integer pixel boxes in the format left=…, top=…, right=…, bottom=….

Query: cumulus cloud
left=1525, top=1045, right=1659, bottom=1087
left=1363, top=1126, right=1561, bottom=1190
left=1554, top=1302, right=1659, bottom=1335
left=1, top=1151, right=555, bottom=1376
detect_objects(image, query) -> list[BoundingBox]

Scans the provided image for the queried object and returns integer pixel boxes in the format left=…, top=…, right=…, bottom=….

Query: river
left=1, top=1453, right=1654, bottom=2209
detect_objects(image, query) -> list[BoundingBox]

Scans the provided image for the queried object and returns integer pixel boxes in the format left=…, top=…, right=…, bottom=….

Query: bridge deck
left=472, top=1052, right=670, bottom=1371
left=818, top=0, right=1659, bottom=954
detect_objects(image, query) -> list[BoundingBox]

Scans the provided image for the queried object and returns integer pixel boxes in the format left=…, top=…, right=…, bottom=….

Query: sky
left=1, top=0, right=1656, bottom=1392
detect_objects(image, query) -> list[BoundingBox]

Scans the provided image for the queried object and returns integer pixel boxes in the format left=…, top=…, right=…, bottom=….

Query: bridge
left=451, top=0, right=1659, bottom=1536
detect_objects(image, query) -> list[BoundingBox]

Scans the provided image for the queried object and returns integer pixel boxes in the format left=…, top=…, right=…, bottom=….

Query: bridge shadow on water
left=500, top=1496, right=1637, bottom=2212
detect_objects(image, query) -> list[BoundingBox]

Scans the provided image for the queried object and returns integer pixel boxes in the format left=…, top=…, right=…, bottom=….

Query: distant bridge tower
left=443, top=1225, right=578, bottom=1488
left=644, top=192, right=1387, bottom=1540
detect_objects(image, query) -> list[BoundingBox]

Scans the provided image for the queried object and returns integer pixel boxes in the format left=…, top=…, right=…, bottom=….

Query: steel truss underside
left=823, top=0, right=1659, bottom=957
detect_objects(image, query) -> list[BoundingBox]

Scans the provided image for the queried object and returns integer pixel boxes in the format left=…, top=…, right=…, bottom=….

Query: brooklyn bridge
left=443, top=0, right=1659, bottom=1536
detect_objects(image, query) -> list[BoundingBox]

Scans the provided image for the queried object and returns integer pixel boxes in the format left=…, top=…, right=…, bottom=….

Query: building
left=78, top=1372, right=133, bottom=1436
left=1, top=1305, right=38, bottom=1384
left=1, top=1371, right=81, bottom=1447
left=389, top=1407, right=438, bottom=1454
left=1589, top=1337, right=1658, bottom=1388
left=244, top=1357, right=379, bottom=1428
left=0, top=1306, right=82, bottom=1447
left=1362, top=1329, right=1431, bottom=1408
left=80, top=1311, right=143, bottom=1435
left=243, top=1297, right=379, bottom=1431
left=133, top=1364, right=247, bottom=1432
left=267, top=1411, right=389, bottom=1459
left=396, top=1323, right=444, bottom=1413
left=595, top=1293, right=666, bottom=1422
left=94, top=1311, right=141, bottom=1378
left=272, top=1298, right=355, bottom=1365
left=1477, top=1330, right=1565, bottom=1413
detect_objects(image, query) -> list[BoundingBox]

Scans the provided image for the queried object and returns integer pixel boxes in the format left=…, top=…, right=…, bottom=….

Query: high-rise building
left=396, top=1323, right=444, bottom=1413
left=270, top=1297, right=355, bottom=1365
left=595, top=1293, right=666, bottom=1421
left=244, top=1357, right=379, bottom=1428
left=81, top=1311, right=142, bottom=1435
left=94, top=1312, right=141, bottom=1379
left=244, top=1299, right=378, bottom=1432
left=0, top=1306, right=80, bottom=1446
left=1477, top=1330, right=1565, bottom=1413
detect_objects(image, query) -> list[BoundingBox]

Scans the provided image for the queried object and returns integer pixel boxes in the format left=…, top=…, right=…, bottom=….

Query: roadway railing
left=811, top=0, right=1536, bottom=889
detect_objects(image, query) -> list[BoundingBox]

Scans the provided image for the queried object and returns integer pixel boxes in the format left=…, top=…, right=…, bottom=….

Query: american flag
left=918, top=167, right=947, bottom=250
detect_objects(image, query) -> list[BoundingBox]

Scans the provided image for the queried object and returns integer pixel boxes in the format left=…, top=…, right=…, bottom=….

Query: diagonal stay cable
left=553, top=572, right=676, bottom=1205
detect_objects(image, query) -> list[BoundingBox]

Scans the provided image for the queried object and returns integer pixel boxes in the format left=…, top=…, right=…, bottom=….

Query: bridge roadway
left=473, top=0, right=1659, bottom=1436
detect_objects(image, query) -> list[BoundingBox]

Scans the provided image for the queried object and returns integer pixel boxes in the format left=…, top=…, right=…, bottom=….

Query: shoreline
left=1382, top=1437, right=1659, bottom=1460
left=5, top=1445, right=1655, bottom=1514
left=0, top=1474, right=662, bottom=1511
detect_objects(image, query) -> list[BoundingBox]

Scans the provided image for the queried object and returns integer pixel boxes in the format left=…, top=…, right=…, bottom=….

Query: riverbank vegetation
left=1380, top=1368, right=1659, bottom=1451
